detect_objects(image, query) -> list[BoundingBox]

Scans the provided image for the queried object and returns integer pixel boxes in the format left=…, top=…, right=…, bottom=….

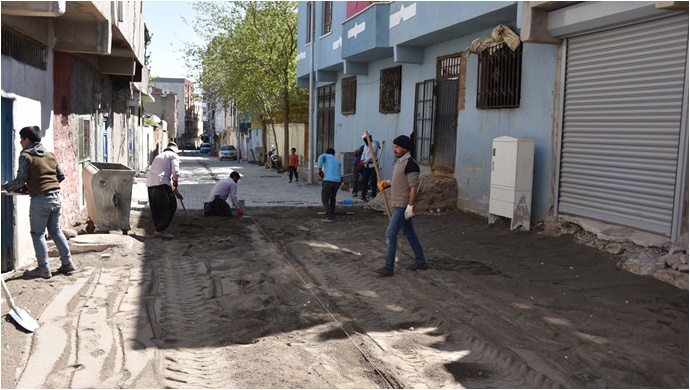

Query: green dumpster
left=82, top=163, right=135, bottom=234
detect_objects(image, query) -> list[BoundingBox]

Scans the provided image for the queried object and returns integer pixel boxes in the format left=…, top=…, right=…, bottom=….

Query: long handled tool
left=175, top=188, right=193, bottom=224
left=364, top=131, right=403, bottom=262
left=1, top=277, right=39, bottom=332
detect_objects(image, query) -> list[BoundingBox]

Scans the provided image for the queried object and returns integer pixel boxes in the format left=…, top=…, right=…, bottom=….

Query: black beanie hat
left=393, top=135, right=412, bottom=151
left=19, top=126, right=42, bottom=143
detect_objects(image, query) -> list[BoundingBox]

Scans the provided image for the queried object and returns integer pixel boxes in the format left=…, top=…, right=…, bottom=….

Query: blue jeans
left=29, top=193, right=72, bottom=270
left=385, top=207, right=425, bottom=270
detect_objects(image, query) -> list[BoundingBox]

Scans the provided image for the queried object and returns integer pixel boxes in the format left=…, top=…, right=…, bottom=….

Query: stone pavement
left=131, top=152, right=365, bottom=211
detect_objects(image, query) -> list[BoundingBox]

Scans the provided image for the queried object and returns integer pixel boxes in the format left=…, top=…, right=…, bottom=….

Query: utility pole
left=308, top=1, right=316, bottom=184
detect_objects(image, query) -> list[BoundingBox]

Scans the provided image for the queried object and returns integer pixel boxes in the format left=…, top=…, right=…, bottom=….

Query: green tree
left=186, top=1, right=307, bottom=165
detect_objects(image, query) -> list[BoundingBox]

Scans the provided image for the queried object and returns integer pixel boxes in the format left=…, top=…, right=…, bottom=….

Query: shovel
left=1, top=277, right=39, bottom=332
left=175, top=189, right=202, bottom=228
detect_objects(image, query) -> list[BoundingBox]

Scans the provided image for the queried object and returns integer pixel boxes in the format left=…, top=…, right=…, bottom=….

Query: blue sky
left=144, top=1, right=205, bottom=80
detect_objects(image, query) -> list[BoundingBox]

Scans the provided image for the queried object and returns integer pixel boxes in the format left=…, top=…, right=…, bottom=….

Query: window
left=306, top=1, right=313, bottom=44
left=477, top=43, right=522, bottom=109
left=379, top=66, right=402, bottom=113
left=413, top=79, right=435, bottom=165
left=341, top=76, right=357, bottom=115
left=323, top=1, right=333, bottom=35
left=1, top=25, right=48, bottom=70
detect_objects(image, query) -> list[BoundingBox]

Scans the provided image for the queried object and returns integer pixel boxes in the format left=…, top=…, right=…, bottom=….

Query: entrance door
left=433, top=53, right=462, bottom=170
left=413, top=79, right=435, bottom=165
left=1, top=98, right=15, bottom=272
left=433, top=79, right=458, bottom=170
left=317, top=84, right=335, bottom=157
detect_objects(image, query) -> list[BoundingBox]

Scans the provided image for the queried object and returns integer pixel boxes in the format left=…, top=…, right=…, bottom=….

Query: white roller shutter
left=558, top=14, right=688, bottom=236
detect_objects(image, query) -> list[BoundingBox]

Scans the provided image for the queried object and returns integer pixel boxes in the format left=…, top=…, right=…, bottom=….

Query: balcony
left=341, top=2, right=392, bottom=63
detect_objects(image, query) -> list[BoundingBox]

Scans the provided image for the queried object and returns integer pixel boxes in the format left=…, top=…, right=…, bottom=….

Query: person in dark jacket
left=2, top=126, right=76, bottom=279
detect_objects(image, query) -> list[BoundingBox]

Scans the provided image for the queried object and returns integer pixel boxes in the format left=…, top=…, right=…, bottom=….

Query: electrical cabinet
left=489, top=136, right=534, bottom=231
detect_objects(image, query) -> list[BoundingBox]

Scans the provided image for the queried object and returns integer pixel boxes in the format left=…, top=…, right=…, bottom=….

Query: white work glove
left=405, top=205, right=415, bottom=220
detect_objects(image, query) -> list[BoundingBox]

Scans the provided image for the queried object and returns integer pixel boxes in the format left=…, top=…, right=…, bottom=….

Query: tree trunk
left=261, top=121, right=268, bottom=165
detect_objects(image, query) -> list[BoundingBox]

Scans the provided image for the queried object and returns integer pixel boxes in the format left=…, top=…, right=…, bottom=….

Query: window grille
left=379, top=66, right=402, bottom=113
left=413, top=79, right=435, bottom=165
left=477, top=43, right=522, bottom=109
left=306, top=2, right=313, bottom=43
left=323, top=2, right=333, bottom=35
left=437, top=53, right=462, bottom=79
left=341, top=76, right=357, bottom=115
left=318, top=84, right=335, bottom=108
left=1, top=25, right=48, bottom=70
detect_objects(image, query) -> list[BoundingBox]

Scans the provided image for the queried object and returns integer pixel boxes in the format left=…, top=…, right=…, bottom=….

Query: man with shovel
left=147, top=142, right=180, bottom=239
left=375, top=135, right=428, bottom=277
left=1, top=126, right=77, bottom=279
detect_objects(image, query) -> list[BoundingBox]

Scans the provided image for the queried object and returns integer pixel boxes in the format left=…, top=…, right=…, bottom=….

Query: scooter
left=265, top=145, right=281, bottom=170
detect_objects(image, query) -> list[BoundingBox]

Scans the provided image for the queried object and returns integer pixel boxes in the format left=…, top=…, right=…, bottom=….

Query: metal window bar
left=437, top=53, right=462, bottom=80
left=379, top=66, right=402, bottom=113
left=477, top=43, right=522, bottom=109
left=341, top=76, right=357, bottom=115
left=323, top=1, right=333, bottom=34
left=1, top=25, right=48, bottom=70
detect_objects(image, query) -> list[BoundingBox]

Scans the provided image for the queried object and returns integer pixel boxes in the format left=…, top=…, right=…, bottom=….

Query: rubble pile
left=656, top=247, right=689, bottom=273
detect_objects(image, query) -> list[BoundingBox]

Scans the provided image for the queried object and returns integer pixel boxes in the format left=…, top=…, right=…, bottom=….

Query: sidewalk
left=131, top=154, right=364, bottom=211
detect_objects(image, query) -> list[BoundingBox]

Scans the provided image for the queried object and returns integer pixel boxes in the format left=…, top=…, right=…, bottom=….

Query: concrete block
left=669, top=246, right=687, bottom=255
left=681, top=254, right=688, bottom=265
left=667, top=252, right=683, bottom=266
left=655, top=261, right=667, bottom=270
left=679, top=264, right=689, bottom=273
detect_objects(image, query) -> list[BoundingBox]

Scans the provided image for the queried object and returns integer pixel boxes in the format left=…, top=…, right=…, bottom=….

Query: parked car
left=218, top=145, right=238, bottom=161
left=200, top=142, right=211, bottom=154
left=185, top=142, right=195, bottom=150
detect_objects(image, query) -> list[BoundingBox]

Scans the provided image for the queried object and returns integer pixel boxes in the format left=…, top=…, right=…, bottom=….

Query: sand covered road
left=2, top=208, right=687, bottom=388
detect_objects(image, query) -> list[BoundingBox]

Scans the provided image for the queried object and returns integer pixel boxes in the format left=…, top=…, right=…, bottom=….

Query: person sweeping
left=375, top=135, right=428, bottom=277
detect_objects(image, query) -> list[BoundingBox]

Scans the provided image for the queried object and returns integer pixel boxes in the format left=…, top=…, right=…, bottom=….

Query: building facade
left=296, top=1, right=688, bottom=245
left=2, top=1, right=150, bottom=271
left=149, top=78, right=201, bottom=147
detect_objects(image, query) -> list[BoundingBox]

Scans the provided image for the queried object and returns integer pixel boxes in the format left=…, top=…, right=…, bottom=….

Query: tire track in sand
left=278, top=220, right=566, bottom=388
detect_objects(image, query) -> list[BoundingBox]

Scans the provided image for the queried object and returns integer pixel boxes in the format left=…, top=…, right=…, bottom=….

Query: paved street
left=131, top=150, right=363, bottom=212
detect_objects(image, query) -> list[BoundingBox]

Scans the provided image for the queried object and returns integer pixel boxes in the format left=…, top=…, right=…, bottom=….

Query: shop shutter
left=558, top=13, right=688, bottom=236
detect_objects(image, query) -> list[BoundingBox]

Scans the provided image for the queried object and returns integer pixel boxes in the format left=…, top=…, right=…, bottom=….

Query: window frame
left=476, top=42, right=522, bottom=109
left=306, top=1, right=313, bottom=44
left=379, top=66, right=402, bottom=114
left=322, top=1, right=333, bottom=35
left=341, top=76, right=357, bottom=115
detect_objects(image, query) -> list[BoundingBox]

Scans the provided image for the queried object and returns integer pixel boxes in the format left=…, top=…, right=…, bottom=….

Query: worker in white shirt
left=146, top=142, right=180, bottom=239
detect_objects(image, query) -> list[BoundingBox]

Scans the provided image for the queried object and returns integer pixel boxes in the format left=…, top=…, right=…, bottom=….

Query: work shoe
left=57, top=263, right=77, bottom=274
left=406, top=262, right=429, bottom=271
left=153, top=231, right=174, bottom=239
left=289, top=180, right=292, bottom=183
left=321, top=218, right=334, bottom=223
left=24, top=267, right=52, bottom=279
left=375, top=267, right=394, bottom=277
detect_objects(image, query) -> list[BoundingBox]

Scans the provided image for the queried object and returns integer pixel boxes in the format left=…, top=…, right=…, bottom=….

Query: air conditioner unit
left=488, top=136, right=534, bottom=231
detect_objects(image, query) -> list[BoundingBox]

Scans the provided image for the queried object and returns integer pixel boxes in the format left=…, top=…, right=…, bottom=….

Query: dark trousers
left=203, top=196, right=232, bottom=217
left=361, top=166, right=377, bottom=199
left=321, top=180, right=340, bottom=220
left=289, top=166, right=298, bottom=181
left=148, top=185, right=177, bottom=232
left=352, top=164, right=362, bottom=194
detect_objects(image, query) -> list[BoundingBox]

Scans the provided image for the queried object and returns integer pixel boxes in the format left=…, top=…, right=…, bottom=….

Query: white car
left=218, top=145, right=238, bottom=161
left=200, top=142, right=211, bottom=154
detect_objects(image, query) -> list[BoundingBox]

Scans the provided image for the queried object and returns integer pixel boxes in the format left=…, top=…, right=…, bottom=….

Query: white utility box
left=488, top=136, right=534, bottom=231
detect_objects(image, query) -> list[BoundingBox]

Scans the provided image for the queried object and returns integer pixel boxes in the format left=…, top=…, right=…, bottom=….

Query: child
left=288, top=147, right=299, bottom=183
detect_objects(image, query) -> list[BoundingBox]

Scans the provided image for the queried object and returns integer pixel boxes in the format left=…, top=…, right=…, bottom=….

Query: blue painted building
left=297, top=1, right=688, bottom=243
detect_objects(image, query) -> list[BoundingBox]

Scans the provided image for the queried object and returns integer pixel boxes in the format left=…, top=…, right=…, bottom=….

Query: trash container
left=82, top=162, right=135, bottom=234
